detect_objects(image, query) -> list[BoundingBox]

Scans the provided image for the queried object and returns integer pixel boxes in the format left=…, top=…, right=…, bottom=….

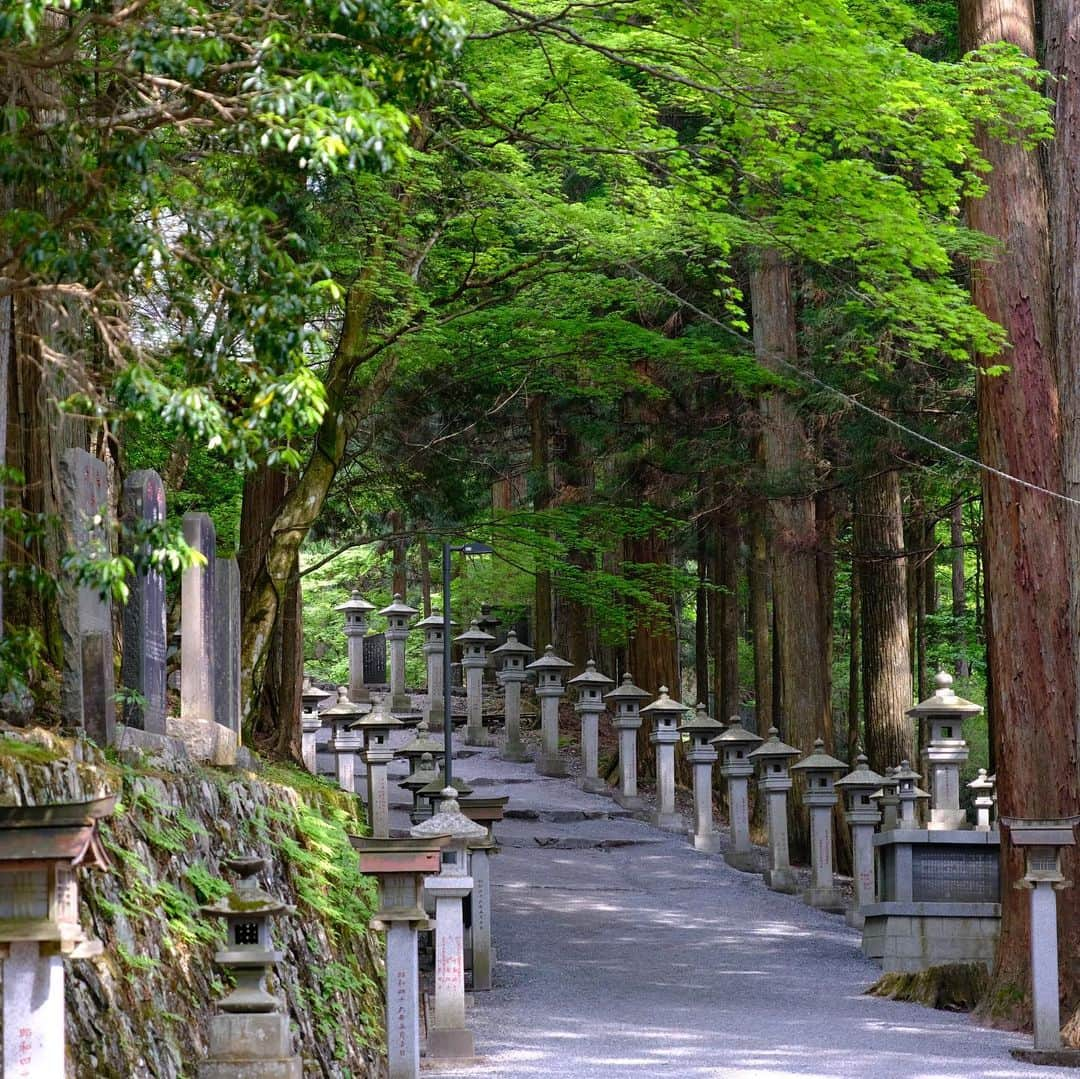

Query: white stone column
left=469, top=840, right=495, bottom=991
left=606, top=674, right=649, bottom=811
left=385, top=922, right=421, bottom=1078
left=1030, top=881, right=1061, bottom=1050
left=2, top=942, right=64, bottom=1079
left=536, top=687, right=567, bottom=776
left=652, top=731, right=680, bottom=829
left=498, top=673, right=529, bottom=761
left=725, top=774, right=753, bottom=868
left=425, top=875, right=474, bottom=1058
left=764, top=788, right=796, bottom=893
left=793, top=740, right=847, bottom=912
left=463, top=659, right=492, bottom=746
left=688, top=750, right=719, bottom=851
left=363, top=745, right=394, bottom=838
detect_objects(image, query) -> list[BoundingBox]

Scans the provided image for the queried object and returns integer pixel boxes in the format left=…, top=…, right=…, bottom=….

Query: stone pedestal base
left=928, top=809, right=968, bottom=830
left=803, top=886, right=845, bottom=913
left=536, top=754, right=569, bottom=778
left=724, top=848, right=757, bottom=873
left=167, top=716, right=238, bottom=765
left=464, top=727, right=495, bottom=747
left=692, top=831, right=721, bottom=853
left=652, top=810, right=683, bottom=831
left=614, top=791, right=647, bottom=812
left=764, top=867, right=798, bottom=894
left=426, top=1026, right=475, bottom=1060
left=498, top=746, right=531, bottom=763
left=581, top=776, right=608, bottom=795
left=861, top=903, right=1000, bottom=971
left=391, top=694, right=413, bottom=714
left=199, top=1013, right=301, bottom=1078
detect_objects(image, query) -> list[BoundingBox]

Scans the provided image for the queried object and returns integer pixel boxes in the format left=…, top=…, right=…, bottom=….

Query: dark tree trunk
left=528, top=394, right=552, bottom=651
left=950, top=501, right=966, bottom=618
left=847, top=559, right=861, bottom=764
left=695, top=518, right=710, bottom=705
left=748, top=498, right=772, bottom=732
left=419, top=531, right=432, bottom=617
left=718, top=520, right=740, bottom=719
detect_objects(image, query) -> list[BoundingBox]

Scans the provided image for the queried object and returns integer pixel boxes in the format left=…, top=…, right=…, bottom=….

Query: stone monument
left=213, top=556, right=242, bottom=737
left=354, top=700, right=404, bottom=838
left=968, top=769, right=996, bottom=832
left=456, top=619, right=496, bottom=746
left=679, top=703, right=724, bottom=851
left=324, top=687, right=365, bottom=795
left=835, top=753, right=885, bottom=928
left=300, top=679, right=331, bottom=774
left=492, top=630, right=533, bottom=762
left=569, top=660, right=615, bottom=794
left=336, top=590, right=375, bottom=703
left=748, top=727, right=801, bottom=893
left=714, top=715, right=764, bottom=870
left=527, top=646, right=573, bottom=777
left=605, top=674, right=650, bottom=812
left=415, top=611, right=455, bottom=732
left=641, top=686, right=687, bottom=831
left=379, top=594, right=419, bottom=714
left=792, top=739, right=847, bottom=912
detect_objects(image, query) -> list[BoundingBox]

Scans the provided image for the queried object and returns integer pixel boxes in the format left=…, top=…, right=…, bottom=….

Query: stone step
left=504, top=807, right=637, bottom=823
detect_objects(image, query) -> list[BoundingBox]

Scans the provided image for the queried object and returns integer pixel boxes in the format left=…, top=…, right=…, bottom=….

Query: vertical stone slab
left=469, top=843, right=494, bottom=992
left=120, top=470, right=167, bottom=733
left=181, top=513, right=216, bottom=725
left=59, top=449, right=116, bottom=745
left=385, top=923, right=421, bottom=1078
left=2, top=942, right=65, bottom=1079
left=213, top=556, right=241, bottom=735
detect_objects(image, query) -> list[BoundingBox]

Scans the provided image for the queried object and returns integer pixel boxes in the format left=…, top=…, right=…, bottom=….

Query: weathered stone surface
left=181, top=512, right=216, bottom=725
left=213, top=557, right=241, bottom=735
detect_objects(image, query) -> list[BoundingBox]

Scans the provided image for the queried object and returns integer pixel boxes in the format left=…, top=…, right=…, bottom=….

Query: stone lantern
left=198, top=855, right=300, bottom=1079
left=893, top=759, right=929, bottom=830
left=1000, top=817, right=1080, bottom=1060
left=336, top=590, right=376, bottom=703
left=378, top=593, right=420, bottom=714
left=679, top=703, right=724, bottom=851
left=351, top=833, right=452, bottom=1079
left=418, top=772, right=474, bottom=818
left=475, top=604, right=502, bottom=683
left=415, top=611, right=456, bottom=732
left=455, top=619, right=496, bottom=747
left=300, top=678, right=331, bottom=774
left=568, top=660, right=615, bottom=794
left=526, top=645, right=574, bottom=777
left=748, top=727, right=801, bottom=894
left=400, top=752, right=440, bottom=824
left=324, top=686, right=366, bottom=795
left=354, top=700, right=405, bottom=838
left=792, top=739, right=848, bottom=912
left=641, top=686, right=688, bottom=831
left=967, top=769, right=996, bottom=832
left=713, top=716, right=764, bottom=870
left=459, top=795, right=508, bottom=993
left=871, top=767, right=901, bottom=831
left=605, top=674, right=651, bottom=811
left=396, top=717, right=445, bottom=776
left=835, top=753, right=886, bottom=928
left=907, top=670, right=982, bottom=830
left=492, top=630, right=534, bottom=762
left=0, top=796, right=114, bottom=1079
left=410, top=789, right=488, bottom=1060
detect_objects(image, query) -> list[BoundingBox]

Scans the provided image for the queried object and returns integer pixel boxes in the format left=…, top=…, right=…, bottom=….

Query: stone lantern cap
left=199, top=855, right=286, bottom=921
left=526, top=645, right=573, bottom=672
left=710, top=716, right=764, bottom=752
left=301, top=678, right=332, bottom=707
left=400, top=753, right=439, bottom=792
left=1001, top=816, right=1079, bottom=848
left=641, top=686, right=689, bottom=723
left=459, top=795, right=510, bottom=828
left=569, top=660, right=615, bottom=690
left=491, top=630, right=533, bottom=658
left=967, top=768, right=995, bottom=795
left=418, top=773, right=474, bottom=799
left=378, top=593, right=419, bottom=618
left=415, top=610, right=457, bottom=631
left=350, top=701, right=404, bottom=736
left=410, top=789, right=487, bottom=842
left=906, top=670, right=983, bottom=721
left=336, top=589, right=376, bottom=615
left=604, top=672, right=650, bottom=704
left=835, top=753, right=886, bottom=794
left=870, top=766, right=900, bottom=801
left=397, top=720, right=444, bottom=760
left=680, top=702, right=725, bottom=738
left=454, top=619, right=496, bottom=645
left=748, top=727, right=801, bottom=766
left=323, top=685, right=366, bottom=721
left=791, top=739, right=847, bottom=775
left=892, top=759, right=923, bottom=786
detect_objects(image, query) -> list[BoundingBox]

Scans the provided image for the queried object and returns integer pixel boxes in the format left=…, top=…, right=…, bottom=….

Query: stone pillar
left=417, top=612, right=455, bottom=733
left=181, top=511, right=216, bottom=725
left=792, top=739, right=847, bottom=912
left=968, top=769, right=996, bottom=832
left=357, top=704, right=403, bottom=839
left=837, top=754, right=885, bottom=929
left=679, top=703, right=724, bottom=851
left=493, top=631, right=533, bottom=762
left=213, top=556, right=241, bottom=737
left=894, top=760, right=928, bottom=830
left=379, top=594, right=419, bottom=714
left=606, top=674, right=649, bottom=811
left=748, top=728, right=801, bottom=893
left=642, top=687, right=687, bottom=831
left=569, top=661, right=614, bottom=794
left=468, top=836, right=496, bottom=991
left=336, top=590, right=375, bottom=704
left=300, top=680, right=329, bottom=774
left=527, top=646, right=573, bottom=778
left=59, top=449, right=116, bottom=745
left=715, top=717, right=764, bottom=870
left=120, top=469, right=167, bottom=734
left=457, top=620, right=495, bottom=747
left=324, top=687, right=365, bottom=795
left=2, top=943, right=64, bottom=1079
left=873, top=768, right=900, bottom=831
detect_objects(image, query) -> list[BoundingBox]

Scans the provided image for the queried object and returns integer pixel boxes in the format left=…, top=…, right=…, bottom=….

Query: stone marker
left=324, top=686, right=366, bottom=795
left=907, top=670, right=981, bottom=830
left=569, top=660, right=615, bottom=794
left=642, top=686, right=687, bottom=831
left=400, top=752, right=440, bottom=824
left=605, top=674, right=650, bottom=812
left=748, top=727, right=801, bottom=894
left=475, top=604, right=502, bottom=683
left=197, top=855, right=301, bottom=1078
left=120, top=469, right=167, bottom=734
left=355, top=700, right=404, bottom=838
left=59, top=449, right=117, bottom=745
left=417, top=772, right=474, bottom=819
left=871, top=767, right=900, bottom=831
left=213, top=556, right=241, bottom=737
left=894, top=759, right=929, bottom=829
left=792, top=739, right=847, bottom=912
left=836, top=753, right=885, bottom=928
left=416, top=611, right=455, bottom=732
left=459, top=796, right=508, bottom=993
left=379, top=594, right=419, bottom=714
left=0, top=796, right=114, bottom=1079
left=714, top=716, right=764, bottom=869
left=492, top=631, right=533, bottom=761
left=410, top=789, right=487, bottom=1060
left=300, top=679, right=332, bottom=773
left=456, top=619, right=496, bottom=746
left=679, top=703, right=724, bottom=851
left=336, top=590, right=376, bottom=703
left=351, top=834, right=452, bottom=1079
left=968, top=769, right=996, bottom=832
left=527, top=646, right=573, bottom=777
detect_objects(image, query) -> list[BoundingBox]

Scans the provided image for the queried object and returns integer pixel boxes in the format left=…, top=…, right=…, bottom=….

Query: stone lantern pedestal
left=355, top=702, right=405, bottom=838
left=415, top=612, right=456, bottom=733
left=642, top=687, right=688, bottom=831
left=0, top=796, right=114, bottom=1079
left=749, top=728, right=801, bottom=894
left=605, top=674, right=650, bottom=812
left=336, top=590, right=375, bottom=704
left=460, top=796, right=508, bottom=993
left=679, top=704, right=724, bottom=851
left=871, top=768, right=900, bottom=831
left=527, top=646, right=573, bottom=777
left=325, top=687, right=366, bottom=796
left=792, top=739, right=847, bottom=912
left=894, top=760, right=930, bottom=830
left=714, top=717, right=764, bottom=870
left=400, top=753, right=439, bottom=824
left=411, top=790, right=487, bottom=1061
left=379, top=594, right=420, bottom=714
left=300, top=679, right=331, bottom=774
left=197, top=855, right=301, bottom=1079
left=836, top=754, right=885, bottom=928
left=351, top=835, right=451, bottom=1079
left=492, top=631, right=533, bottom=762
left=569, top=660, right=615, bottom=794
left=395, top=719, right=445, bottom=786
left=456, top=619, right=496, bottom=746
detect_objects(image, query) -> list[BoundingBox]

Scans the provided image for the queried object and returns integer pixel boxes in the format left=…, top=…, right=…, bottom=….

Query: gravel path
left=388, top=733, right=1066, bottom=1079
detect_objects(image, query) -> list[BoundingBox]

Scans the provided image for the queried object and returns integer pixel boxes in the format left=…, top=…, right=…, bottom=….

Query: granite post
left=300, top=680, right=331, bottom=774
left=120, top=469, right=167, bottom=734
left=456, top=619, right=496, bottom=747
left=714, top=716, right=764, bottom=869
left=379, top=594, right=419, bottom=714
left=336, top=590, right=375, bottom=703
left=792, top=739, right=847, bottom=912
left=569, top=660, right=614, bottom=794
left=324, top=687, right=365, bottom=795
left=749, top=728, right=801, bottom=894
left=605, top=674, right=650, bottom=812
left=968, top=769, right=996, bottom=832
left=680, top=703, right=724, bottom=851
left=416, top=612, right=455, bottom=732
left=836, top=754, right=885, bottom=929
left=527, top=646, right=573, bottom=778
left=642, top=687, right=687, bottom=831
left=492, top=631, right=533, bottom=762
left=356, top=702, right=404, bottom=839
left=213, top=556, right=241, bottom=738
left=181, top=512, right=216, bottom=725
left=467, top=835, right=496, bottom=991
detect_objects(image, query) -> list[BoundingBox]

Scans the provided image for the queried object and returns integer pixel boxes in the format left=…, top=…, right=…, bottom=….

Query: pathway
left=389, top=741, right=1067, bottom=1079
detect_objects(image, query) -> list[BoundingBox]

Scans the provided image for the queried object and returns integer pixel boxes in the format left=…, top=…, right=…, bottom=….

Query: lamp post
left=441, top=539, right=493, bottom=789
